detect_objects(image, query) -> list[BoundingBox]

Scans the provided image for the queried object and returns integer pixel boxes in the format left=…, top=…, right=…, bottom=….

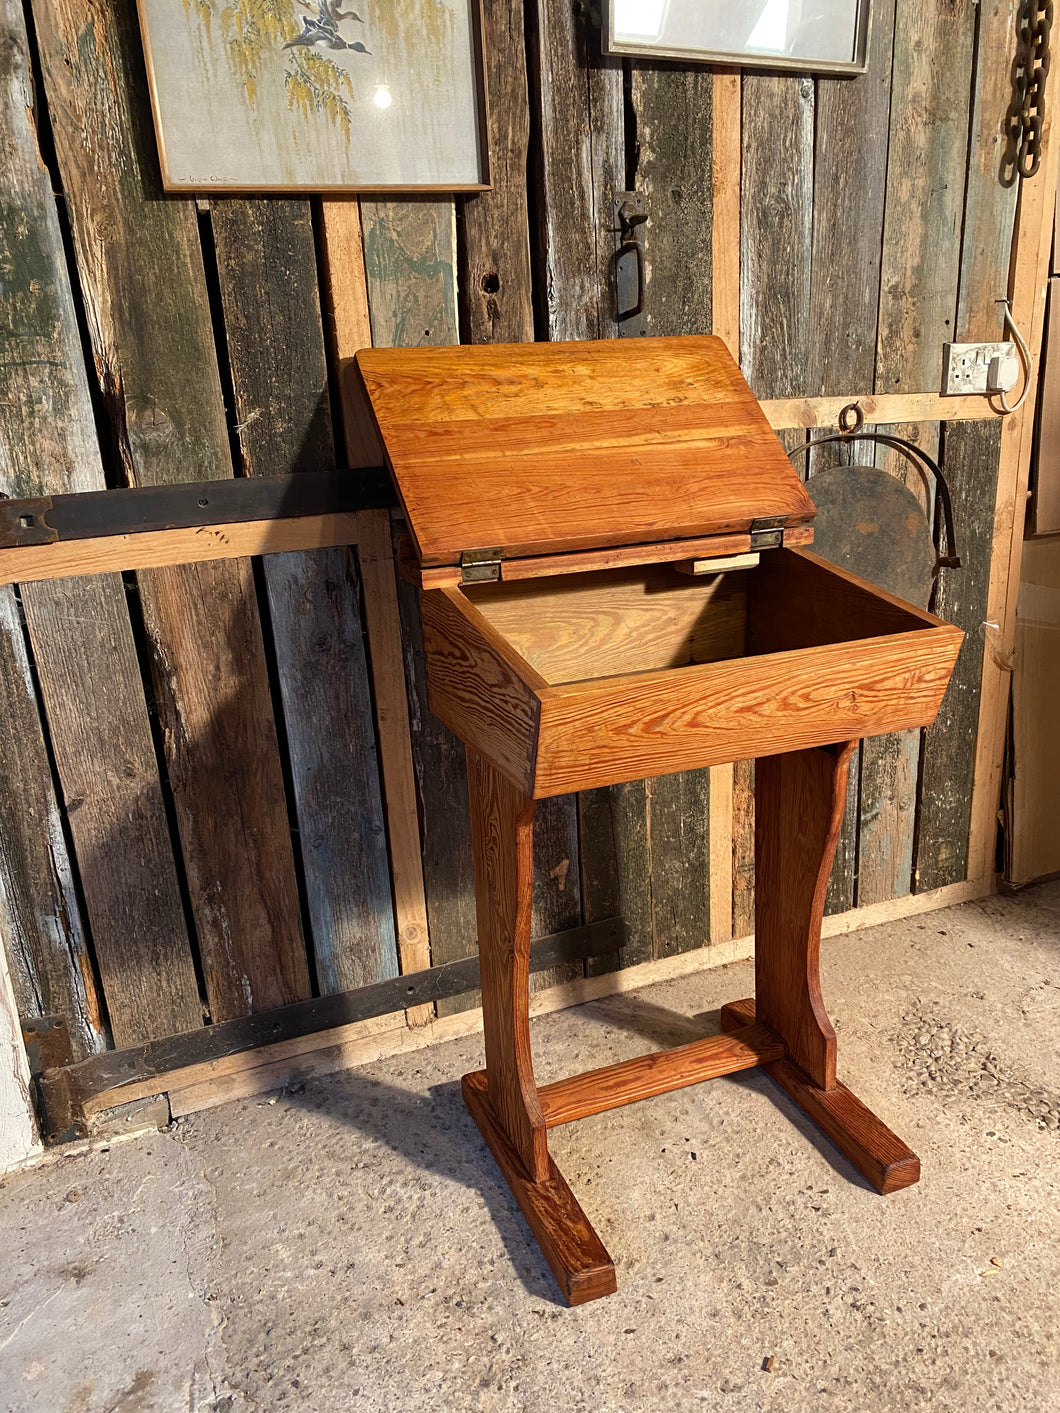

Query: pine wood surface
left=0, top=516, right=363, bottom=585
left=533, top=628, right=960, bottom=798
left=358, top=337, right=815, bottom=566
left=462, top=1070, right=618, bottom=1305
left=537, top=1021, right=786, bottom=1128
left=466, top=566, right=748, bottom=684
left=466, top=750, right=548, bottom=1181
left=720, top=998, right=920, bottom=1194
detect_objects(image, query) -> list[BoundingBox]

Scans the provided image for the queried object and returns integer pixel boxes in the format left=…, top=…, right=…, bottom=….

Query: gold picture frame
left=136, top=0, right=491, bottom=193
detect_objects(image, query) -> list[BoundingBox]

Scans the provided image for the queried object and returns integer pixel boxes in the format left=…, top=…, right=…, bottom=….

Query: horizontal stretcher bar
left=535, top=1020, right=787, bottom=1128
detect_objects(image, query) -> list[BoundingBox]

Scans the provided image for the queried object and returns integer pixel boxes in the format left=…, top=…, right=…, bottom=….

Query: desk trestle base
left=462, top=742, right=920, bottom=1306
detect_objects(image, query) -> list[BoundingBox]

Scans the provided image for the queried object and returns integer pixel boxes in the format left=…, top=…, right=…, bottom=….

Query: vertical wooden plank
left=857, top=422, right=938, bottom=905
left=32, top=0, right=310, bottom=1022
left=631, top=62, right=712, bottom=334
left=808, top=0, right=896, bottom=395
left=0, top=0, right=103, bottom=1056
left=529, top=0, right=635, bottom=973
left=459, top=0, right=535, bottom=346
left=740, top=73, right=814, bottom=401
left=710, top=68, right=741, bottom=941
left=969, top=64, right=1060, bottom=880
left=210, top=198, right=397, bottom=995
left=711, top=69, right=741, bottom=360
left=532, top=0, right=624, bottom=341
left=359, top=200, right=457, bottom=1013
left=460, top=3, right=581, bottom=992
left=956, top=0, right=1021, bottom=342
left=915, top=420, right=1002, bottom=890
left=875, top=0, right=976, bottom=393
left=623, top=60, right=714, bottom=956
left=732, top=759, right=755, bottom=938
left=22, top=576, right=204, bottom=1044
left=319, top=199, right=432, bottom=1019
left=867, top=0, right=976, bottom=905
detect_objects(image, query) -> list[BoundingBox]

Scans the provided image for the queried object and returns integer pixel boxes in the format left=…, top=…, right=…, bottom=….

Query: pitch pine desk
left=357, top=337, right=963, bottom=1305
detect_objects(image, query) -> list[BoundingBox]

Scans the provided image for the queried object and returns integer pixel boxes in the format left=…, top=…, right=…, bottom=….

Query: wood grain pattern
left=530, top=0, right=623, bottom=342
left=21, top=576, right=203, bottom=1045
left=210, top=197, right=397, bottom=997
left=914, top=421, right=1001, bottom=890
left=720, top=998, right=920, bottom=1194
left=875, top=0, right=976, bottom=393
left=955, top=0, right=1020, bottom=342
left=537, top=1021, right=785, bottom=1127
left=740, top=74, right=813, bottom=401
left=711, top=69, right=741, bottom=358
left=465, top=750, right=548, bottom=1182
left=0, top=516, right=363, bottom=585
left=358, top=200, right=461, bottom=1008
left=630, top=61, right=712, bottom=336
left=0, top=0, right=104, bottom=1058
left=32, top=0, right=307, bottom=1024
left=462, top=1069, right=617, bottom=1304
left=968, top=59, right=1060, bottom=881
left=763, top=393, right=1003, bottom=429
left=808, top=0, right=896, bottom=396
left=533, top=628, right=961, bottom=798
left=732, top=759, right=756, bottom=938
left=459, top=0, right=534, bottom=345
left=358, top=338, right=815, bottom=566
left=421, top=588, right=541, bottom=794
left=754, top=744, right=855, bottom=1088
left=466, top=566, right=747, bottom=684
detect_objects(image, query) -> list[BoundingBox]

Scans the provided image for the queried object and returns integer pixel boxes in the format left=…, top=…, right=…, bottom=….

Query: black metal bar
left=0, top=468, right=398, bottom=550
left=36, top=917, right=627, bottom=1139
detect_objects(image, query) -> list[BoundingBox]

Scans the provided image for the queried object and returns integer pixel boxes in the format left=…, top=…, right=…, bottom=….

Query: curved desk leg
left=721, top=741, right=920, bottom=1195
left=462, top=748, right=617, bottom=1305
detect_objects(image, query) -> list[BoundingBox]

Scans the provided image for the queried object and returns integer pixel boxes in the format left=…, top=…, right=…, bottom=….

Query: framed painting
left=136, top=0, right=490, bottom=191
left=603, top=0, right=871, bottom=74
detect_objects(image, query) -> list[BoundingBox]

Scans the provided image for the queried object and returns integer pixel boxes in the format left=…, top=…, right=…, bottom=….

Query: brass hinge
left=460, top=547, right=502, bottom=583
left=749, top=515, right=786, bottom=550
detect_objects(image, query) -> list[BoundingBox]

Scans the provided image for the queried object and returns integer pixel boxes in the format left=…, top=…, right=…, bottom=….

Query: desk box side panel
left=531, top=628, right=964, bottom=797
left=421, top=588, right=542, bottom=795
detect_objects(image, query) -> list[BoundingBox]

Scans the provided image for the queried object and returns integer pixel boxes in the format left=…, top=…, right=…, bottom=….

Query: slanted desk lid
left=356, top=336, right=815, bottom=569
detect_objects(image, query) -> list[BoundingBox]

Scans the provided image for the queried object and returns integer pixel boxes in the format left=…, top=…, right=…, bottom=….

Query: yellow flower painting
left=137, top=0, right=487, bottom=190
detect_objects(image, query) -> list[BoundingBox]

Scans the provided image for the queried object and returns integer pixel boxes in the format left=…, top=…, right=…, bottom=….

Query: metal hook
left=837, top=402, right=864, bottom=436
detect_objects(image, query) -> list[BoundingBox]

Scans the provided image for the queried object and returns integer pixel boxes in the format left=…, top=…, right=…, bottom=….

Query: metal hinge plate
left=0, top=496, right=57, bottom=549
left=749, top=516, right=787, bottom=551
left=460, top=547, right=503, bottom=583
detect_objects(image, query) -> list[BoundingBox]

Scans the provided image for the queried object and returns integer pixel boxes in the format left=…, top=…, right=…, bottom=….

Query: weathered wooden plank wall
left=0, top=0, right=1028, bottom=1087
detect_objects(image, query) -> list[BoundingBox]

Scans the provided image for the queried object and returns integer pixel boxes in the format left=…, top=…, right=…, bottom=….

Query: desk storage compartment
left=423, top=547, right=964, bottom=798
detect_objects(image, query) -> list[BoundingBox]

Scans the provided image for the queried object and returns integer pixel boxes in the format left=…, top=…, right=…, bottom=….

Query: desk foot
left=463, top=1070, right=618, bottom=1305
left=720, top=998, right=920, bottom=1195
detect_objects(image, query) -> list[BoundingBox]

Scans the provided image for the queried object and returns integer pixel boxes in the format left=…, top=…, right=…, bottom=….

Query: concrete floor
left=1, top=885, right=1058, bottom=1413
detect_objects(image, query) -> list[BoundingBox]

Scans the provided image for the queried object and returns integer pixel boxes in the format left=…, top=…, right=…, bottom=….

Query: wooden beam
left=968, top=60, right=1060, bottom=881
left=38, top=919, right=624, bottom=1137
left=762, top=392, right=1001, bottom=429
left=75, top=874, right=994, bottom=1126
left=536, top=1021, right=786, bottom=1127
left=0, top=513, right=363, bottom=585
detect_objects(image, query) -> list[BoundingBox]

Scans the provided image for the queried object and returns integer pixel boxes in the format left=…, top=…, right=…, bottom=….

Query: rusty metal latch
left=749, top=515, right=786, bottom=550
left=460, top=547, right=502, bottom=583
left=0, top=496, right=57, bottom=549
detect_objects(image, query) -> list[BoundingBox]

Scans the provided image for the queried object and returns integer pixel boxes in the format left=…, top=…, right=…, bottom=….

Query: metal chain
left=1015, top=0, right=1053, bottom=179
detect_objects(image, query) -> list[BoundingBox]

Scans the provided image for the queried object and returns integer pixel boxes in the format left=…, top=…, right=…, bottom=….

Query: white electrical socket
left=942, top=341, right=1018, bottom=395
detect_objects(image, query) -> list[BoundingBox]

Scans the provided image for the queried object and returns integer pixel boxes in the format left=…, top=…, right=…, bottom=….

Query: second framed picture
left=136, top=0, right=490, bottom=192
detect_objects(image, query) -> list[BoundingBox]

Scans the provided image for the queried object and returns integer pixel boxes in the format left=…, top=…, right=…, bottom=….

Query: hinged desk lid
left=356, top=336, right=815, bottom=569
